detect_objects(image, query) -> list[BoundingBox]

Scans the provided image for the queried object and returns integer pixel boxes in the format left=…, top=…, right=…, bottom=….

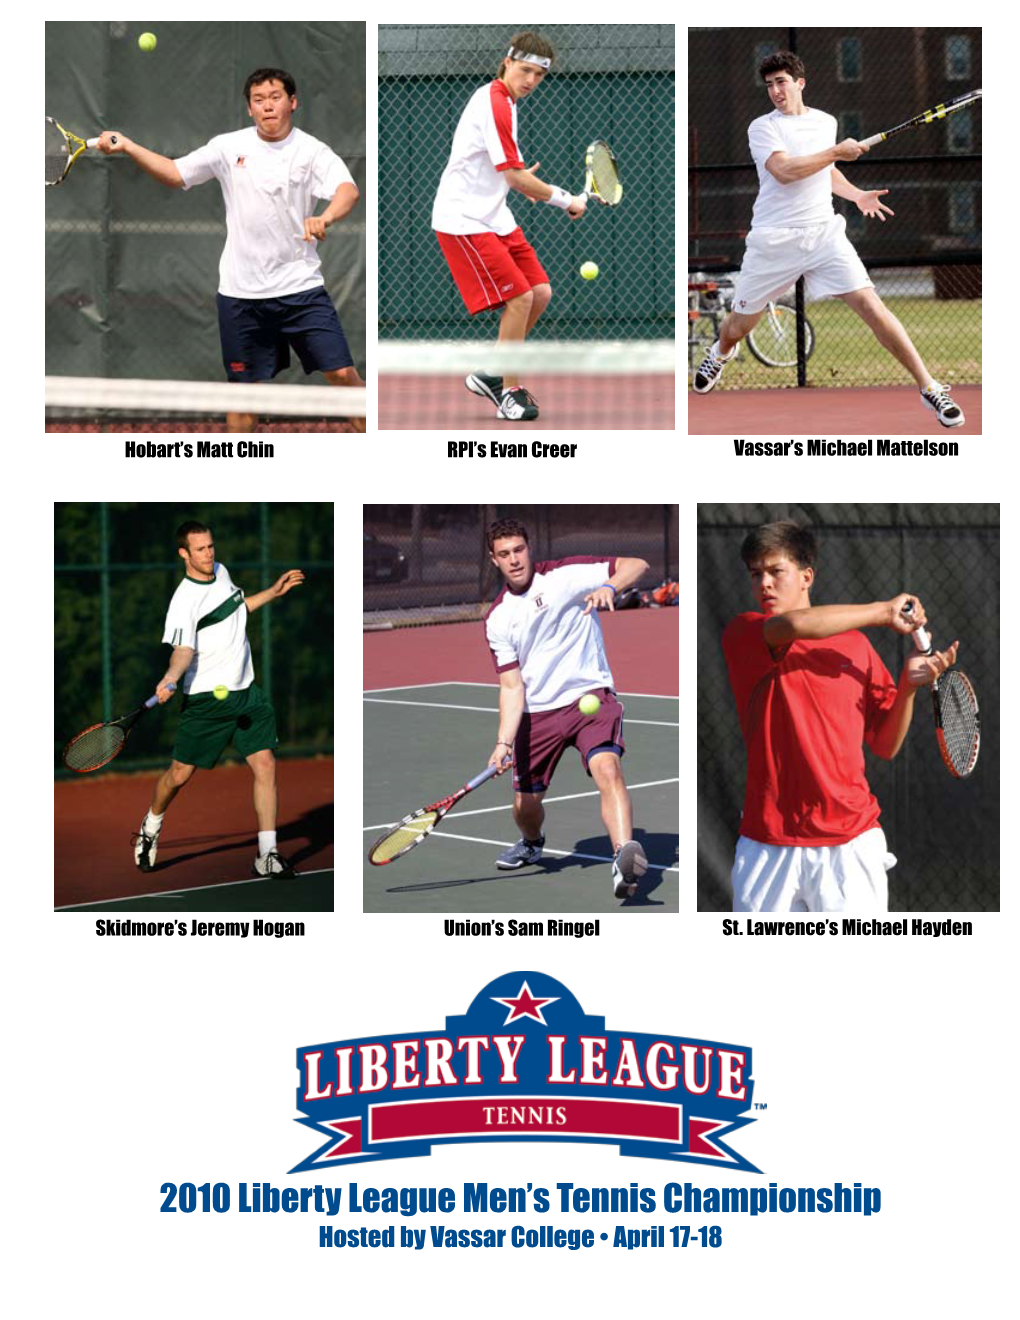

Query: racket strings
left=369, top=810, right=439, bottom=864
left=46, top=120, right=69, bottom=183
left=937, top=672, right=980, bottom=776
left=63, top=723, right=126, bottom=772
left=590, top=143, right=620, bottom=200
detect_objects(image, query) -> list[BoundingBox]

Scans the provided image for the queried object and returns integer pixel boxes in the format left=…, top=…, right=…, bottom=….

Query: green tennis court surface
left=364, top=683, right=678, bottom=913
left=57, top=870, right=333, bottom=913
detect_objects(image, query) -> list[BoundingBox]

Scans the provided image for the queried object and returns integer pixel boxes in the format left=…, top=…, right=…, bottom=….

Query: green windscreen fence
left=379, top=24, right=675, bottom=340
left=45, top=21, right=365, bottom=382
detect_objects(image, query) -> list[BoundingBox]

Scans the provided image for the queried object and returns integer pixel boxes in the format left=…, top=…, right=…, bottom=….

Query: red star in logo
left=491, top=979, right=559, bottom=1026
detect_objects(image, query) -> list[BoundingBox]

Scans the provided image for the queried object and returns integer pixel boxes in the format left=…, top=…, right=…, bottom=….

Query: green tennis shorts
left=171, top=683, right=279, bottom=769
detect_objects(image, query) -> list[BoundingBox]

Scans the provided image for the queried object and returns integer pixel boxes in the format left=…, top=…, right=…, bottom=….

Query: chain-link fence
left=379, top=24, right=675, bottom=341
left=55, top=503, right=334, bottom=770
left=365, top=505, right=678, bottom=624
left=698, top=505, right=998, bottom=912
left=45, top=21, right=365, bottom=382
left=688, top=28, right=981, bottom=388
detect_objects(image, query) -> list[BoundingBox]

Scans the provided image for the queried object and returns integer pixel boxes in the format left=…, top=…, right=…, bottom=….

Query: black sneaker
left=465, top=372, right=504, bottom=406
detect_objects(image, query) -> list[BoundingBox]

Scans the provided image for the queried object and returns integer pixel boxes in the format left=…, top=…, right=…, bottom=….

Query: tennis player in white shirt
left=693, top=50, right=964, bottom=429
left=96, top=67, right=364, bottom=433
left=483, top=517, right=650, bottom=900
left=432, top=32, right=587, bottom=422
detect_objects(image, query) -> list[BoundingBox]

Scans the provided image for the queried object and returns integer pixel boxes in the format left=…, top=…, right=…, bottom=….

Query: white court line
left=54, top=866, right=334, bottom=911
left=363, top=696, right=676, bottom=727
left=364, top=680, right=677, bottom=701
left=435, top=681, right=678, bottom=701
left=363, top=681, right=467, bottom=694
left=419, top=831, right=679, bottom=874
left=364, top=778, right=679, bottom=832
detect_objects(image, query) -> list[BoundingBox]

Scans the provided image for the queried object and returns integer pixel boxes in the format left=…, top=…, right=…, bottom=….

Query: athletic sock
left=258, top=830, right=277, bottom=857
left=144, top=810, right=164, bottom=834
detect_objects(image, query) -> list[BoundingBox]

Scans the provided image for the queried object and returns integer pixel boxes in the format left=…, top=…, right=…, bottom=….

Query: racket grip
left=468, top=763, right=503, bottom=790
left=145, top=681, right=176, bottom=708
left=901, top=600, right=932, bottom=653
left=86, top=135, right=117, bottom=148
left=859, top=132, right=883, bottom=148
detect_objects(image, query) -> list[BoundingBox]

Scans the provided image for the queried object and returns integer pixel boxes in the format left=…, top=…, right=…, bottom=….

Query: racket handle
left=901, top=600, right=933, bottom=654
left=468, top=763, right=503, bottom=790
left=859, top=132, right=883, bottom=148
left=145, top=681, right=176, bottom=709
left=86, top=135, right=117, bottom=148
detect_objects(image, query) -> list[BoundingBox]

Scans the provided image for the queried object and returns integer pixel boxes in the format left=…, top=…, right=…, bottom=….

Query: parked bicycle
left=688, top=274, right=815, bottom=374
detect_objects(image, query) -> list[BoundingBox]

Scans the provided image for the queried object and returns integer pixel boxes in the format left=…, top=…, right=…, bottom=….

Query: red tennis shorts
left=435, top=227, right=549, bottom=315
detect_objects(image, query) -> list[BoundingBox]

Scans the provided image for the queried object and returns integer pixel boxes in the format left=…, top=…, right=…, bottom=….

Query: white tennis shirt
left=747, top=107, right=839, bottom=228
left=175, top=126, right=355, bottom=298
left=163, top=563, right=255, bottom=694
left=485, top=557, right=618, bottom=712
left=432, top=81, right=526, bottom=235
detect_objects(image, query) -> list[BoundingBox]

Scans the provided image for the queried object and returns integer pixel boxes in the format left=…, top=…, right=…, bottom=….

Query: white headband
left=506, top=46, right=551, bottom=69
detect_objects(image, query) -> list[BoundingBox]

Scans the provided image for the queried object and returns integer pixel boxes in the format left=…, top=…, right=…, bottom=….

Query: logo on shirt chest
left=533, top=594, right=548, bottom=613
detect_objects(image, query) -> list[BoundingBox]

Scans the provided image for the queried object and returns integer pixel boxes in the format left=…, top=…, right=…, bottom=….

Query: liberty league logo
left=292, top=972, right=758, bottom=1172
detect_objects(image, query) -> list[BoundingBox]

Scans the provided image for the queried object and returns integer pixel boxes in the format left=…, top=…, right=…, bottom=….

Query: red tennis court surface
left=380, top=373, right=674, bottom=430
left=688, top=384, right=981, bottom=436
left=54, top=756, right=333, bottom=908
left=364, top=608, right=678, bottom=694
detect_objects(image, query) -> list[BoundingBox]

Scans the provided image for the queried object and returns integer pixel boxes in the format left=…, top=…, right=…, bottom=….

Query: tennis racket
left=367, top=762, right=504, bottom=865
left=582, top=139, right=623, bottom=206
left=860, top=89, right=981, bottom=148
left=902, top=603, right=980, bottom=778
left=46, top=116, right=117, bottom=186
left=62, top=683, right=176, bottom=773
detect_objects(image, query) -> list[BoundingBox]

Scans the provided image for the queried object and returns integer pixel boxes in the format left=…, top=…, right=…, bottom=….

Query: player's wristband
left=545, top=185, right=573, bottom=210
left=601, top=583, right=617, bottom=594
left=497, top=740, right=514, bottom=748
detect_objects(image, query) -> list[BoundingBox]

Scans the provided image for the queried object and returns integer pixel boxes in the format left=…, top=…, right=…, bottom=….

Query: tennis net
left=377, top=340, right=675, bottom=431
left=44, top=377, right=367, bottom=433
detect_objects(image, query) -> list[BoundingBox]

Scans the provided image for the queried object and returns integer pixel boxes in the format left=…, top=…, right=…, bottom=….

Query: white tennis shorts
left=731, top=215, right=873, bottom=315
left=731, top=827, right=895, bottom=913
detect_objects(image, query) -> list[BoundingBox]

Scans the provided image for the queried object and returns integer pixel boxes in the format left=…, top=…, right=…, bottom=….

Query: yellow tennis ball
left=213, top=685, right=229, bottom=700
left=579, top=694, right=601, bottom=715
left=580, top=261, right=599, bottom=281
left=138, top=32, right=157, bottom=52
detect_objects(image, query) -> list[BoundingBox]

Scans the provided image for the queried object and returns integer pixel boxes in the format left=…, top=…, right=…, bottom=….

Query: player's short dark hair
left=740, top=521, right=818, bottom=569
left=487, top=517, right=531, bottom=553
left=759, top=51, right=806, bottom=83
left=498, top=32, right=556, bottom=78
left=176, top=520, right=212, bottom=551
left=244, top=68, right=297, bottom=102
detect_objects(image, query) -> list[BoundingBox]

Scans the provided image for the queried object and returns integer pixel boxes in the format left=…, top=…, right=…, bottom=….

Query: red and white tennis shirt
left=722, top=612, right=899, bottom=845
left=485, top=557, right=618, bottom=712
left=432, top=81, right=526, bottom=235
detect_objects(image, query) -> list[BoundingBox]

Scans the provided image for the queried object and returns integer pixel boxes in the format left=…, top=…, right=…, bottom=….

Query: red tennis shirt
left=721, top=612, right=899, bottom=845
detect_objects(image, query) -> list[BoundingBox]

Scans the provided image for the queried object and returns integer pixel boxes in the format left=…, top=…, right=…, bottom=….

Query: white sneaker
left=692, top=340, right=736, bottom=394
left=920, top=381, right=964, bottom=428
left=252, top=849, right=295, bottom=878
left=133, top=819, right=160, bottom=871
left=612, top=840, right=648, bottom=899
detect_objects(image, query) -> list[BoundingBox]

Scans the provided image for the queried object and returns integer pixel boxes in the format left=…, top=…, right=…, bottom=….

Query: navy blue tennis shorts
left=217, top=286, right=354, bottom=382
